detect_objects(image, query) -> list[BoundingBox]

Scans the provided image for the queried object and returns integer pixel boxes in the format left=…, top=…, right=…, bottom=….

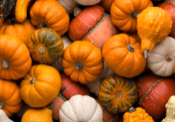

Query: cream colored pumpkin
left=73, top=0, right=101, bottom=5
left=59, top=95, right=103, bottom=122
left=86, top=60, right=115, bottom=96
left=57, top=0, right=78, bottom=15
left=147, top=37, right=175, bottom=77
left=52, top=35, right=72, bottom=71
left=0, top=109, right=13, bottom=122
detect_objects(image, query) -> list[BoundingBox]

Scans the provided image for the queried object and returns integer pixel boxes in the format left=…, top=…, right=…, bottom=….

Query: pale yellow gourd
left=0, top=109, right=13, bottom=122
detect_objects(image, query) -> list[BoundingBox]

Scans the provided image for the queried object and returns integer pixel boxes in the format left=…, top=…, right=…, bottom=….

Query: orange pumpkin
left=61, top=41, right=104, bottom=84
left=30, top=0, right=70, bottom=36
left=0, top=79, right=22, bottom=117
left=0, top=35, right=32, bottom=80
left=102, top=33, right=146, bottom=78
left=110, top=0, right=153, bottom=32
left=0, top=18, right=35, bottom=44
left=20, top=64, right=62, bottom=108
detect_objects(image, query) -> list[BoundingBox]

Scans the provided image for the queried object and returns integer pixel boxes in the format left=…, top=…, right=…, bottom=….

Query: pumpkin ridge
left=88, top=102, right=98, bottom=121
left=69, top=100, right=80, bottom=121
left=113, top=0, right=128, bottom=16
left=33, top=83, right=46, bottom=100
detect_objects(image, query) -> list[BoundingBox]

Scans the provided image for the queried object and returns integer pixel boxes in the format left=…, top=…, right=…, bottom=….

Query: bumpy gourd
left=137, top=7, right=173, bottom=58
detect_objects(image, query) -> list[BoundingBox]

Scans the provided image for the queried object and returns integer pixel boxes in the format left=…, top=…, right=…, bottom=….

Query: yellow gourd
left=137, top=7, right=172, bottom=58
left=123, top=107, right=154, bottom=122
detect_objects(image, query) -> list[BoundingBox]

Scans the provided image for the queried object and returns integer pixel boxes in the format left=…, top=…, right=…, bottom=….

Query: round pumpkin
left=30, top=0, right=70, bottom=36
left=0, top=35, right=32, bottom=80
left=98, top=74, right=138, bottom=114
left=99, top=0, right=114, bottom=12
left=27, top=28, right=64, bottom=64
left=0, top=79, right=22, bottom=117
left=20, top=64, right=62, bottom=108
left=61, top=41, right=104, bottom=84
left=68, top=5, right=118, bottom=49
left=73, top=0, right=101, bottom=5
left=136, top=73, right=175, bottom=120
left=110, top=0, right=153, bottom=32
left=102, top=33, right=146, bottom=78
left=0, top=18, right=35, bottom=44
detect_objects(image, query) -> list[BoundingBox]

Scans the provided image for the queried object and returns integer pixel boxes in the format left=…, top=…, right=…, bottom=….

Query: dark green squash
left=27, top=28, right=64, bottom=64
left=98, top=74, right=138, bottom=114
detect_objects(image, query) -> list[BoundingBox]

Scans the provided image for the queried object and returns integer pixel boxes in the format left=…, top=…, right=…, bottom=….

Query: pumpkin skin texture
left=59, top=95, right=103, bottom=122
left=20, top=64, right=62, bottom=108
left=61, top=41, right=104, bottom=84
left=21, top=107, right=53, bottom=122
left=102, top=33, right=146, bottom=78
left=30, top=0, right=70, bottom=36
left=147, top=37, right=175, bottom=77
left=73, top=0, right=101, bottom=5
left=137, top=7, right=173, bottom=57
left=0, top=79, right=22, bottom=117
left=68, top=5, right=118, bottom=49
left=99, top=0, right=114, bottom=12
left=110, top=0, right=153, bottom=32
left=27, top=28, right=64, bottom=64
left=98, top=75, right=138, bottom=114
left=123, top=107, right=154, bottom=122
left=136, top=73, right=175, bottom=120
left=0, top=35, right=32, bottom=80
left=0, top=19, right=35, bottom=44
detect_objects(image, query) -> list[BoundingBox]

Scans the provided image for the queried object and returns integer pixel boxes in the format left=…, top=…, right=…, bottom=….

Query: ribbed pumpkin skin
left=98, top=75, right=138, bottom=114
left=27, top=28, right=64, bottom=64
left=110, top=0, right=153, bottom=32
left=30, top=0, right=70, bottom=36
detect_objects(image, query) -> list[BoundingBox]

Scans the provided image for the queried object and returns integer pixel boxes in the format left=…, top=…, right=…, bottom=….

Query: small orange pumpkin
left=61, top=41, right=104, bottom=84
left=0, top=79, right=22, bottom=117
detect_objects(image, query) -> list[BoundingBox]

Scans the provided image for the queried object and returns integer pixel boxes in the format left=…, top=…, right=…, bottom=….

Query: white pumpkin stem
left=144, top=50, right=148, bottom=59
left=38, top=46, right=46, bottom=54
left=165, top=54, right=172, bottom=61
left=30, top=78, right=36, bottom=84
left=74, top=7, right=82, bottom=17
left=75, top=62, right=83, bottom=70
left=2, top=60, right=10, bottom=69
left=0, top=101, right=4, bottom=109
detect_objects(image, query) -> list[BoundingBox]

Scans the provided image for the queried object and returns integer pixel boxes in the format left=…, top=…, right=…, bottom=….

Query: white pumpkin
left=73, top=0, right=101, bottom=5
left=86, top=60, right=115, bottom=96
left=0, top=109, right=13, bottom=122
left=52, top=35, right=72, bottom=72
left=57, top=0, right=78, bottom=15
left=147, top=36, right=175, bottom=77
left=59, top=95, right=103, bottom=122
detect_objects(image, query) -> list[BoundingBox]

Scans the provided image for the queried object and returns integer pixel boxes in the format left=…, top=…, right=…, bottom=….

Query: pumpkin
left=102, top=33, right=146, bottom=78
left=98, top=75, right=138, bottom=114
left=73, top=0, right=101, bottom=5
left=162, top=95, right=175, bottom=122
left=68, top=5, right=118, bottom=49
left=0, top=79, right=22, bottom=117
left=110, top=0, right=153, bottom=32
left=0, top=35, right=32, bottom=80
left=59, top=95, right=103, bottom=122
left=61, top=41, right=104, bottom=84
left=123, top=107, right=154, bottom=122
left=57, top=0, right=78, bottom=15
left=27, top=28, right=64, bottom=64
left=21, top=107, right=53, bottom=122
left=137, top=7, right=173, bottom=58
left=20, top=64, right=62, bottom=108
left=147, top=37, right=175, bottom=77
left=136, top=73, right=175, bottom=120
left=52, top=35, right=72, bottom=71
left=0, top=18, right=35, bottom=44
left=86, top=60, right=115, bottom=96
left=0, top=109, right=13, bottom=122
left=99, top=0, right=114, bottom=12
left=30, top=0, right=70, bottom=36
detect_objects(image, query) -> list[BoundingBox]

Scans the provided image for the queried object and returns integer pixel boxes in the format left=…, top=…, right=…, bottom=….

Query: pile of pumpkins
left=1, top=0, right=175, bottom=121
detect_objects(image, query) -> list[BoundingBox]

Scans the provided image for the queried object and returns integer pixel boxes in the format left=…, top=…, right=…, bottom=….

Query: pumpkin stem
left=40, top=21, right=47, bottom=28
left=0, top=101, right=4, bottom=109
left=165, top=54, right=172, bottom=61
left=127, top=45, right=134, bottom=52
left=115, top=90, right=122, bottom=100
left=131, top=11, right=138, bottom=18
left=11, top=18, right=16, bottom=25
left=30, top=78, right=36, bottom=84
left=75, top=62, right=83, bottom=70
left=144, top=50, right=148, bottom=59
left=129, top=107, right=136, bottom=113
left=2, top=60, right=10, bottom=69
left=74, top=7, right=82, bottom=17
left=38, top=46, right=46, bottom=54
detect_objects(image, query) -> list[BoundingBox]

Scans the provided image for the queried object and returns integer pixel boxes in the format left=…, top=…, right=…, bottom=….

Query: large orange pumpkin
left=61, top=41, right=104, bottom=84
left=0, top=35, right=32, bottom=80
left=102, top=33, right=146, bottom=78
left=0, top=79, right=22, bottom=117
